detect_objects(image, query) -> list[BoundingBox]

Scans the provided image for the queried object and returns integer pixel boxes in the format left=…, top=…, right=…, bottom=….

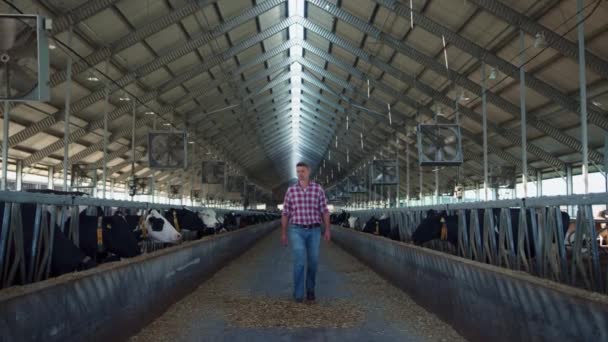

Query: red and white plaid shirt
left=282, top=181, right=329, bottom=225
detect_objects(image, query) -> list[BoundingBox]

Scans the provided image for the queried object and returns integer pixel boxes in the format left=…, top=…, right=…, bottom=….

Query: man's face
left=296, top=166, right=309, bottom=182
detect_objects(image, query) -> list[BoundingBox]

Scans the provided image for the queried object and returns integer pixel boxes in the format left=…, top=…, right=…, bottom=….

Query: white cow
left=145, top=209, right=182, bottom=243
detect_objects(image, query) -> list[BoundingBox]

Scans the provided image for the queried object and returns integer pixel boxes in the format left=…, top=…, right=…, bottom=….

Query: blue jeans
left=288, top=225, right=321, bottom=301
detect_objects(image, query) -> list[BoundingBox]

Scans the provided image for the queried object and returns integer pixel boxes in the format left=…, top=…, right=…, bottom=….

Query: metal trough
left=0, top=221, right=279, bottom=342
left=332, top=226, right=608, bottom=342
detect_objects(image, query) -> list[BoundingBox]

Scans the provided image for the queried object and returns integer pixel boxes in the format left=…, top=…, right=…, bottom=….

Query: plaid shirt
left=282, top=181, right=329, bottom=225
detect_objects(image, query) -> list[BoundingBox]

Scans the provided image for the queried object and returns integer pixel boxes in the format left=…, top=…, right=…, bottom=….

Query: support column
left=481, top=61, right=489, bottom=201
left=15, top=160, right=23, bottom=191
left=536, top=170, right=543, bottom=197
left=2, top=101, right=9, bottom=191
left=566, top=164, right=574, bottom=216
left=102, top=58, right=110, bottom=199
left=63, top=25, right=74, bottom=192
left=577, top=0, right=589, bottom=194
left=520, top=29, right=529, bottom=198
left=47, top=166, right=54, bottom=190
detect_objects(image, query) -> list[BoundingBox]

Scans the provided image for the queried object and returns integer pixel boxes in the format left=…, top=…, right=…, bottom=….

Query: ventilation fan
left=489, top=165, right=516, bottom=189
left=201, top=160, right=225, bottom=184
left=226, top=175, right=245, bottom=193
left=0, top=14, right=50, bottom=101
left=370, top=159, right=399, bottom=185
left=347, top=175, right=367, bottom=193
left=168, top=184, right=182, bottom=199
left=417, top=124, right=463, bottom=166
left=148, top=131, right=187, bottom=169
left=70, top=164, right=97, bottom=190
left=128, top=176, right=152, bottom=196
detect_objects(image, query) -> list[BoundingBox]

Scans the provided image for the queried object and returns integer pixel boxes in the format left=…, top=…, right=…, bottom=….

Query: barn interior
left=1, top=0, right=608, bottom=341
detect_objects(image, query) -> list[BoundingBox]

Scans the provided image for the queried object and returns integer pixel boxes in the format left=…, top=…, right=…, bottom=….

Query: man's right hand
left=281, top=233, right=288, bottom=247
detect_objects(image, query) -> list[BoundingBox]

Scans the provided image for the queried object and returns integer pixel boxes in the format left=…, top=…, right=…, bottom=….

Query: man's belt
left=293, top=223, right=321, bottom=229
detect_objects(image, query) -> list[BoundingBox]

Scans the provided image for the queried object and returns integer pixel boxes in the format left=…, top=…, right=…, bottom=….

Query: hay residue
left=222, top=296, right=365, bottom=329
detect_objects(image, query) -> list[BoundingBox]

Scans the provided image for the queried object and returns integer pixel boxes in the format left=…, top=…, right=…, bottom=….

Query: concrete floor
left=130, top=230, right=466, bottom=342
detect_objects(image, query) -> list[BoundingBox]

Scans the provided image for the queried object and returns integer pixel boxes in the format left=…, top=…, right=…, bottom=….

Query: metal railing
left=345, top=193, right=608, bottom=293
left=0, top=190, right=266, bottom=289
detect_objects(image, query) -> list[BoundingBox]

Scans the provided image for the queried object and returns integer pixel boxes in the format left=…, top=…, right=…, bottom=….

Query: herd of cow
left=0, top=191, right=280, bottom=288
left=331, top=208, right=574, bottom=255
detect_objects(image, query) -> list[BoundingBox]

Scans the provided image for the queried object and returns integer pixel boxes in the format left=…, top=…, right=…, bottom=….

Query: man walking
left=281, top=162, right=331, bottom=303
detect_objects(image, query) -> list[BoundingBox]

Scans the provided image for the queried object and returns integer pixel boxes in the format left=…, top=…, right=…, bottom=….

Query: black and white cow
left=165, top=208, right=205, bottom=240
left=0, top=202, right=96, bottom=283
left=411, top=208, right=571, bottom=258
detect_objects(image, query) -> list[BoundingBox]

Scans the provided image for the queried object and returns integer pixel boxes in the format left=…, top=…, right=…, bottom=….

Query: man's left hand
left=323, top=228, right=331, bottom=242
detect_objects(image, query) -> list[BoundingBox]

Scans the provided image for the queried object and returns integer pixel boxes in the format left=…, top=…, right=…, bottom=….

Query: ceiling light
left=119, top=96, right=131, bottom=102
left=534, top=32, right=547, bottom=49
left=87, top=74, right=99, bottom=82
left=188, top=141, right=195, bottom=144
left=163, top=122, right=171, bottom=126
left=592, top=100, right=602, bottom=107
left=325, top=4, right=330, bottom=9
left=488, top=67, right=497, bottom=80
left=145, top=111, right=155, bottom=115
left=458, top=88, right=470, bottom=101
left=49, top=41, right=56, bottom=50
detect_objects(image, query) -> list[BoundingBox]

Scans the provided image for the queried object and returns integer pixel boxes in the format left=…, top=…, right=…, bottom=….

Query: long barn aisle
left=130, top=230, right=466, bottom=342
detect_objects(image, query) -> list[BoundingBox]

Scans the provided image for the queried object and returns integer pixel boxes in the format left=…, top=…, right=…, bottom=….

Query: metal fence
left=0, top=190, right=264, bottom=289
left=346, top=193, right=608, bottom=294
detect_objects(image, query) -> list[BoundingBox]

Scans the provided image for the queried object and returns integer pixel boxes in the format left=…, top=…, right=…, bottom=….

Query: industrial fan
left=168, top=184, right=182, bottom=199
left=148, top=132, right=187, bottom=169
left=347, top=175, right=367, bottom=193
left=128, top=176, right=152, bottom=196
left=70, top=164, right=97, bottom=192
left=370, top=160, right=399, bottom=185
left=0, top=14, right=50, bottom=101
left=201, top=160, right=225, bottom=184
left=417, top=124, right=463, bottom=166
left=226, top=175, right=245, bottom=193
left=489, top=165, right=516, bottom=189
left=191, top=189, right=201, bottom=201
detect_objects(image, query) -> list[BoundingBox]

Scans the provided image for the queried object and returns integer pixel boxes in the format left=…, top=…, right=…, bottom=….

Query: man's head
left=296, top=162, right=310, bottom=182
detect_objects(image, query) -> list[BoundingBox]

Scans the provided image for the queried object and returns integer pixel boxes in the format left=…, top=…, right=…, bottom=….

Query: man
left=281, top=162, right=331, bottom=303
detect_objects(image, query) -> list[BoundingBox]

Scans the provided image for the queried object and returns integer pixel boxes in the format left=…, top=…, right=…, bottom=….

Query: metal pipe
left=481, top=61, right=489, bottom=201
left=63, top=25, right=74, bottom=192
left=102, top=59, right=110, bottom=199
left=577, top=0, right=589, bottom=194
left=520, top=29, right=528, bottom=198
left=2, top=101, right=9, bottom=191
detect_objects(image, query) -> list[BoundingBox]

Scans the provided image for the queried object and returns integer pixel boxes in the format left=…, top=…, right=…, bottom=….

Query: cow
left=165, top=208, right=205, bottom=240
left=199, top=208, right=225, bottom=235
left=330, top=211, right=349, bottom=226
left=411, top=208, right=571, bottom=258
left=64, top=208, right=141, bottom=263
left=145, top=209, right=183, bottom=243
left=0, top=202, right=96, bottom=284
left=362, top=214, right=393, bottom=238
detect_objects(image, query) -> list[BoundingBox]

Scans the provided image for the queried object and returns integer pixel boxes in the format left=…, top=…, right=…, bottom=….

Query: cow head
left=145, top=209, right=182, bottom=243
left=412, top=211, right=444, bottom=245
left=199, top=208, right=219, bottom=227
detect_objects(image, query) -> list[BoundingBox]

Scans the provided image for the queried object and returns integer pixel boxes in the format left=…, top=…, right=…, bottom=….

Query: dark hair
left=296, top=162, right=309, bottom=169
